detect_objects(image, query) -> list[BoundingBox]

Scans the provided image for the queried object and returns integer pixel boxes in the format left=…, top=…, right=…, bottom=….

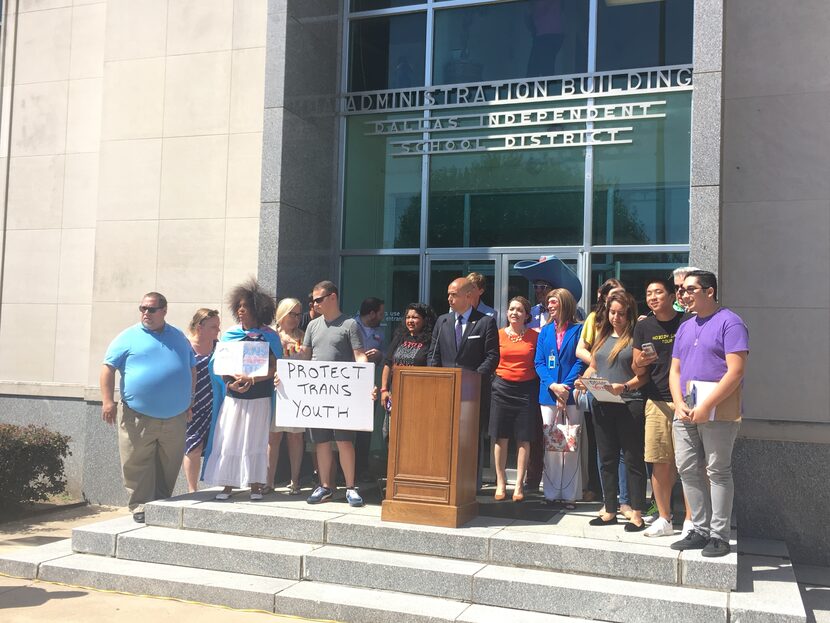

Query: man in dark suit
left=428, top=277, right=499, bottom=489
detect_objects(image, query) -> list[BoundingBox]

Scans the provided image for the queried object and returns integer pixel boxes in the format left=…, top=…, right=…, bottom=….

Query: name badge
left=548, top=354, right=557, bottom=369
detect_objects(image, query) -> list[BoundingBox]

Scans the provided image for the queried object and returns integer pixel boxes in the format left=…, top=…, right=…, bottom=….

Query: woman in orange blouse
left=490, top=296, right=539, bottom=502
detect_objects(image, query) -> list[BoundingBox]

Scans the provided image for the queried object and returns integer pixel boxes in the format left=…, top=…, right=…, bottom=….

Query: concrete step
left=144, top=496, right=737, bottom=590
left=304, top=544, right=486, bottom=601
left=117, top=525, right=320, bottom=579
left=472, top=564, right=729, bottom=623
left=38, top=553, right=296, bottom=612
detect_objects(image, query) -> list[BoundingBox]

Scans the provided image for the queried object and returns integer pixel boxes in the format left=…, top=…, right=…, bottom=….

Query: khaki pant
left=118, top=403, right=187, bottom=512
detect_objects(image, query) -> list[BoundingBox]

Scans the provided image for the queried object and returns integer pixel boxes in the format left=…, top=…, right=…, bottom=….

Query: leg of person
left=700, top=421, right=740, bottom=555
left=266, top=431, right=284, bottom=492
left=336, top=438, right=356, bottom=489
left=645, top=400, right=677, bottom=520
left=618, top=450, right=631, bottom=517
left=307, top=428, right=335, bottom=504
left=562, top=405, right=584, bottom=506
left=493, top=438, right=508, bottom=499
left=335, top=430, right=362, bottom=507
left=183, top=445, right=202, bottom=493
left=514, top=441, right=529, bottom=500
left=539, top=405, right=558, bottom=502
left=618, top=399, right=647, bottom=531
left=590, top=400, right=621, bottom=523
left=671, top=420, right=712, bottom=550
left=154, top=411, right=187, bottom=501
left=287, top=431, right=304, bottom=492
left=583, top=409, right=602, bottom=499
left=117, top=404, right=160, bottom=516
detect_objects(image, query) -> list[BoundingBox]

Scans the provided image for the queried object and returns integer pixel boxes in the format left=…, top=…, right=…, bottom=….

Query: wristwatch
left=622, top=383, right=630, bottom=393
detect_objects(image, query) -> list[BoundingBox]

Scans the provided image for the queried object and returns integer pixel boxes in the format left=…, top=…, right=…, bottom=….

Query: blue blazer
left=534, top=321, right=586, bottom=406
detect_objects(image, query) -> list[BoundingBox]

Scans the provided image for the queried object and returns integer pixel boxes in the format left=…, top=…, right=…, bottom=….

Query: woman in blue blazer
left=534, top=289, right=587, bottom=506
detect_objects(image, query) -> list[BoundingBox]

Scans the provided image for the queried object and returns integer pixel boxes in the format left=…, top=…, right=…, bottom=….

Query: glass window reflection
left=341, top=256, right=422, bottom=342
left=343, top=114, right=422, bottom=250
left=433, top=0, right=588, bottom=85
left=592, top=93, right=691, bottom=246
left=596, top=0, right=693, bottom=71
left=349, top=13, right=426, bottom=92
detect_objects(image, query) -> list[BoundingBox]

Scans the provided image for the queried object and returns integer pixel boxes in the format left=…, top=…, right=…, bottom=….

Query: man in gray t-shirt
left=299, top=280, right=367, bottom=507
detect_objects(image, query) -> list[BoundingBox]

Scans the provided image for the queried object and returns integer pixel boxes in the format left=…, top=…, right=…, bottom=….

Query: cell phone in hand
left=641, top=342, right=656, bottom=357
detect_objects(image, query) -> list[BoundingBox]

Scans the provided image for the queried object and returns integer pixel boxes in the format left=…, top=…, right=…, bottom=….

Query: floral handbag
left=543, top=407, right=580, bottom=453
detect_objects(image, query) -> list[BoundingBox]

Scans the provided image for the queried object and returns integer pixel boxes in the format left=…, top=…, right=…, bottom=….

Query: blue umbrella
left=513, top=256, right=582, bottom=301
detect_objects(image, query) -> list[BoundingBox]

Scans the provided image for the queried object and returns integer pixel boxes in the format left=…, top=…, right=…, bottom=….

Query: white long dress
left=202, top=395, right=271, bottom=487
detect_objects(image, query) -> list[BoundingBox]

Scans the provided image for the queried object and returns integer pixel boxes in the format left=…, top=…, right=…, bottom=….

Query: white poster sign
left=274, top=360, right=375, bottom=431
left=212, top=341, right=270, bottom=377
left=581, top=377, right=626, bottom=404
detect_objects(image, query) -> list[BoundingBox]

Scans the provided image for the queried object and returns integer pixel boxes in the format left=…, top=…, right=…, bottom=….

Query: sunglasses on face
left=139, top=305, right=164, bottom=313
left=312, top=293, right=332, bottom=305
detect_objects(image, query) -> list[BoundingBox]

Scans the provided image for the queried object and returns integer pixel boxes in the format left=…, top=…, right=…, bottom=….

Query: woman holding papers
left=489, top=296, right=539, bottom=502
left=265, top=297, right=306, bottom=495
left=534, top=289, right=586, bottom=507
left=576, top=290, right=649, bottom=531
left=203, top=279, right=283, bottom=501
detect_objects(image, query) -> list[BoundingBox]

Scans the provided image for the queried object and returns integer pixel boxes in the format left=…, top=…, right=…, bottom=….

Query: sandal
left=260, top=485, right=273, bottom=496
left=564, top=502, right=577, bottom=510
left=288, top=482, right=301, bottom=496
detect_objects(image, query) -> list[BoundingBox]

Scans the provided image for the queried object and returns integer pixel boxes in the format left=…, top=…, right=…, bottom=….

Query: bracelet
left=380, top=387, right=389, bottom=392
left=623, top=383, right=630, bottom=393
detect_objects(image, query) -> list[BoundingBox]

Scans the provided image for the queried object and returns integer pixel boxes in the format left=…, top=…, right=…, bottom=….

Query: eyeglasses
left=287, top=311, right=301, bottom=318
left=674, top=284, right=684, bottom=291
left=139, top=305, right=163, bottom=313
left=312, top=293, right=332, bottom=305
left=683, top=285, right=705, bottom=294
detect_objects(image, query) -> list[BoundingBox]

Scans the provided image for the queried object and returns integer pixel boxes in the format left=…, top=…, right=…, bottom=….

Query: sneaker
left=345, top=487, right=364, bottom=507
left=307, top=486, right=333, bottom=504
left=670, top=529, right=709, bottom=551
left=644, top=517, right=674, bottom=538
left=702, top=537, right=731, bottom=558
left=681, top=519, right=695, bottom=538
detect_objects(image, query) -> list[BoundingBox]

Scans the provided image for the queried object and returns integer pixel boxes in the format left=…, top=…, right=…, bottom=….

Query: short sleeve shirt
left=104, top=323, right=195, bottom=418
left=303, top=314, right=365, bottom=362
left=632, top=312, right=689, bottom=401
left=672, top=307, right=749, bottom=396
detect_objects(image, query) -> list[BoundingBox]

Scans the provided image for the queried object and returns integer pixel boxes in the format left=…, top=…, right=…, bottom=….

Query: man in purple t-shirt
left=668, top=271, right=749, bottom=558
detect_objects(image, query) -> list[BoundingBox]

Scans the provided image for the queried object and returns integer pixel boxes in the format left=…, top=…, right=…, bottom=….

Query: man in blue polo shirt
left=100, top=292, right=196, bottom=523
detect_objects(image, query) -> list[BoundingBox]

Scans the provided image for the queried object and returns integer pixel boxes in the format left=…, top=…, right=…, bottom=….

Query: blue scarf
left=201, top=325, right=283, bottom=478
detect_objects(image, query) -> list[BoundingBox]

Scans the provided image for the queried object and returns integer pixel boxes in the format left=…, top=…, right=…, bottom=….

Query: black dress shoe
left=132, top=512, right=145, bottom=524
left=624, top=521, right=647, bottom=532
left=588, top=515, right=618, bottom=526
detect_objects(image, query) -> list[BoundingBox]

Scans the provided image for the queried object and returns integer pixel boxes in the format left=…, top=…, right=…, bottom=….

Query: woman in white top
left=266, top=298, right=306, bottom=495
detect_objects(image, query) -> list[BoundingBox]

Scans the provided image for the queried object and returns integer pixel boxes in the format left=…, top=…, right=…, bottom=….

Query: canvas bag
left=543, top=406, right=580, bottom=453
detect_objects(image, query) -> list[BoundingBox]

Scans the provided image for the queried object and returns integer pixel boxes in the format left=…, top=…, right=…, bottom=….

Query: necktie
left=455, top=314, right=463, bottom=348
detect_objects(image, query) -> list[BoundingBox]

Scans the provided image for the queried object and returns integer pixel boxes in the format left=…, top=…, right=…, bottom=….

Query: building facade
left=0, top=0, right=827, bottom=565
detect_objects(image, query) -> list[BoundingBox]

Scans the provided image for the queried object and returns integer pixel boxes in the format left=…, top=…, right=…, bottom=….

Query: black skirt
left=489, top=376, right=539, bottom=442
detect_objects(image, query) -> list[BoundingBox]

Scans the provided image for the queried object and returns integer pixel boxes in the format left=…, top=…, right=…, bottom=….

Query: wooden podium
left=381, top=366, right=480, bottom=528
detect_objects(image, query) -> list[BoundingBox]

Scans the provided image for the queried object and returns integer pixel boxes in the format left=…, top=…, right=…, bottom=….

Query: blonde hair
left=187, top=308, right=219, bottom=336
left=592, top=291, right=638, bottom=364
left=547, top=288, right=577, bottom=326
left=275, top=297, right=303, bottom=341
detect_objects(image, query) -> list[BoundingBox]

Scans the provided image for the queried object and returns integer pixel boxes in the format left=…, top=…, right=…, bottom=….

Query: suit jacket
left=427, top=307, right=499, bottom=376
left=534, top=321, right=586, bottom=406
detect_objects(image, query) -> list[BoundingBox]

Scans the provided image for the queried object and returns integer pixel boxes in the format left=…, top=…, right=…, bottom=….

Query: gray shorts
left=307, top=428, right=356, bottom=444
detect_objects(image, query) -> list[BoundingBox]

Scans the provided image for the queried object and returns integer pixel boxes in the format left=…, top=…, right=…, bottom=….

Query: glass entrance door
left=426, top=251, right=583, bottom=486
